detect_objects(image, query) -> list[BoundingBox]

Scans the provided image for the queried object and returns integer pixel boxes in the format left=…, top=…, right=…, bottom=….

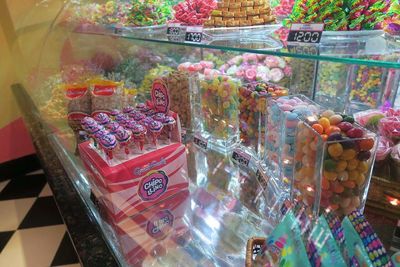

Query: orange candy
left=342, top=180, right=356, bottom=188
left=318, top=117, right=330, bottom=130
left=321, top=134, right=328, bottom=141
left=312, top=123, right=324, bottom=134
left=322, top=178, right=330, bottom=190
left=332, top=182, right=344, bottom=193
left=325, top=126, right=341, bottom=135
left=359, top=138, right=374, bottom=151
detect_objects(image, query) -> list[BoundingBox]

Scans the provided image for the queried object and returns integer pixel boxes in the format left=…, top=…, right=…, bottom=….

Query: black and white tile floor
left=0, top=169, right=80, bottom=267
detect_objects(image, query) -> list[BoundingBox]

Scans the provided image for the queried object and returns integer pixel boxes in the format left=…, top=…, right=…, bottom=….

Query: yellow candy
left=324, top=170, right=337, bottom=181
left=340, top=149, right=356, bottom=160
left=357, top=161, right=369, bottom=173
left=355, top=173, right=366, bottom=186
left=318, top=117, right=331, bottom=130
left=346, top=158, right=359, bottom=171
left=223, top=101, right=230, bottom=109
left=328, top=143, right=343, bottom=158
left=336, top=160, right=348, bottom=172
left=348, top=170, right=359, bottom=181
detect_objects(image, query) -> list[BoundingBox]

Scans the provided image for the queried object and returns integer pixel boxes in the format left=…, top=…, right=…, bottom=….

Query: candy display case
left=12, top=0, right=400, bottom=265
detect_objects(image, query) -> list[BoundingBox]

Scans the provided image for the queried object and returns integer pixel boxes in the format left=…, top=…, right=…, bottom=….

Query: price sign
left=256, top=165, right=269, bottom=191
left=185, top=26, right=203, bottom=43
left=287, top=44, right=319, bottom=55
left=232, top=149, right=251, bottom=167
left=193, top=135, right=208, bottom=150
left=287, top=23, right=324, bottom=44
left=167, top=23, right=184, bottom=42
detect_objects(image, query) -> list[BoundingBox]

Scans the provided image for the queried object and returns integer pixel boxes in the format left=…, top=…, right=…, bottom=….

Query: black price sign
left=185, top=26, right=203, bottom=43
left=193, top=135, right=208, bottom=150
left=287, top=23, right=324, bottom=44
left=232, top=149, right=251, bottom=167
left=167, top=23, right=184, bottom=42
left=256, top=165, right=269, bottom=191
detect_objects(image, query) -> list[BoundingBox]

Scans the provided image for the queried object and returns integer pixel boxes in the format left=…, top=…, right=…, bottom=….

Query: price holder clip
left=287, top=23, right=324, bottom=44
left=166, top=22, right=185, bottom=42
left=193, top=135, right=208, bottom=150
left=185, top=25, right=203, bottom=43
left=231, top=148, right=251, bottom=168
left=255, top=163, right=269, bottom=191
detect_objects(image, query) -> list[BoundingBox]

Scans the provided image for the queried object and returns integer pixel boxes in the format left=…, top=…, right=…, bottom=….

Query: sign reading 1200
left=287, top=23, right=325, bottom=44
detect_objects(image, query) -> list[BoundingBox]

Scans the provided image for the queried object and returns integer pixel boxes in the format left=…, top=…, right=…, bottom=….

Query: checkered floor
left=0, top=169, right=80, bottom=267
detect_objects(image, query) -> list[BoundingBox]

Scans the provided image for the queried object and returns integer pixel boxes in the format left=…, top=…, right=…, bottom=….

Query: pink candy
left=173, top=0, right=217, bottom=25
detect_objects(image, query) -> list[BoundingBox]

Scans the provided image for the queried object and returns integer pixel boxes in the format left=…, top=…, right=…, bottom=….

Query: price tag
left=287, top=23, right=324, bottom=44
left=167, top=23, right=184, bottom=42
left=232, top=149, right=251, bottom=167
left=287, top=44, right=320, bottom=55
left=185, top=26, right=203, bottom=43
left=256, top=164, right=269, bottom=191
left=193, top=135, right=208, bottom=150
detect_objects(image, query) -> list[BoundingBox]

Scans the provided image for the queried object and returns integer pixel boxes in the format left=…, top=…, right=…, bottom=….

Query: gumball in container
left=292, top=110, right=378, bottom=218
left=264, top=94, right=320, bottom=192
left=196, top=73, right=241, bottom=152
left=238, top=82, right=288, bottom=159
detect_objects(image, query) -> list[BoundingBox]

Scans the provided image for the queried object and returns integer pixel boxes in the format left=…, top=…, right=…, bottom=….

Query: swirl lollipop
left=107, top=121, right=121, bottom=135
left=153, top=113, right=166, bottom=122
left=123, top=106, right=135, bottom=114
left=94, top=113, right=111, bottom=126
left=81, top=117, right=98, bottom=132
left=136, top=103, right=148, bottom=113
left=149, top=120, right=163, bottom=147
left=142, top=116, right=155, bottom=128
left=110, top=109, right=121, bottom=119
left=133, top=112, right=146, bottom=123
left=115, top=126, right=132, bottom=156
left=163, top=115, right=176, bottom=142
left=131, top=124, right=147, bottom=152
left=99, top=134, right=117, bottom=160
left=125, top=119, right=137, bottom=131
left=115, top=113, right=129, bottom=126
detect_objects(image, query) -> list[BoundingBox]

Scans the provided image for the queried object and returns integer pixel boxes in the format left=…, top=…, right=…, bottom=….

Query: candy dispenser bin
left=314, top=62, right=350, bottom=113
left=292, top=114, right=378, bottom=217
left=289, top=59, right=317, bottom=98
left=265, top=94, right=320, bottom=191
left=238, top=83, right=288, bottom=159
left=346, top=65, right=389, bottom=114
left=195, top=74, right=241, bottom=151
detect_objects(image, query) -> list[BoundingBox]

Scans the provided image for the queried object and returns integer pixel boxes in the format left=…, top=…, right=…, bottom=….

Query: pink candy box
left=79, top=141, right=189, bottom=223
left=113, top=190, right=191, bottom=266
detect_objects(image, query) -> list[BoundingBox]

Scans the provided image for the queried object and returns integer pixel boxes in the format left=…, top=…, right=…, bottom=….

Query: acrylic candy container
left=264, top=95, right=320, bottom=191
left=196, top=73, right=240, bottom=151
left=292, top=111, right=378, bottom=217
left=238, top=82, right=288, bottom=158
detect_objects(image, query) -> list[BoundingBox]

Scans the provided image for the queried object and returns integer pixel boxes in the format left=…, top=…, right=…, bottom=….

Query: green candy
left=324, top=159, right=337, bottom=171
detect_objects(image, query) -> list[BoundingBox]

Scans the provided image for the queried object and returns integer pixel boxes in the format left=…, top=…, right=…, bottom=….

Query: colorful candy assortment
left=348, top=66, right=387, bottom=112
left=293, top=110, right=377, bottom=216
left=272, top=0, right=295, bottom=19
left=81, top=105, right=177, bottom=164
left=128, top=0, right=174, bottom=26
left=199, top=74, right=240, bottom=146
left=289, top=59, right=316, bottom=98
left=315, top=62, right=350, bottom=112
left=220, top=53, right=291, bottom=85
left=204, top=0, right=275, bottom=27
left=265, top=95, right=319, bottom=187
left=172, top=0, right=217, bottom=25
left=287, top=0, right=390, bottom=31
left=239, top=82, right=288, bottom=157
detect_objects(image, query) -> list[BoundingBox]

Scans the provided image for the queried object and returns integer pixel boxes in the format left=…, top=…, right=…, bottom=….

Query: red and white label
left=65, top=87, right=88, bottom=99
left=151, top=79, right=170, bottom=114
left=93, top=85, right=116, bottom=96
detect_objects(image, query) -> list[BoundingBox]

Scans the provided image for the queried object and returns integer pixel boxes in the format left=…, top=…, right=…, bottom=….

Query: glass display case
left=12, top=0, right=400, bottom=266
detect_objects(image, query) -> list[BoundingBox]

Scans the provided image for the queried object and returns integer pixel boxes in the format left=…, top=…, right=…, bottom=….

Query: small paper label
left=146, top=210, right=174, bottom=240
left=151, top=79, right=170, bottom=114
left=185, top=26, right=203, bottom=43
left=287, top=23, right=324, bottom=44
left=138, top=170, right=169, bottom=201
left=93, top=85, right=116, bottom=96
left=232, top=149, right=251, bottom=167
left=65, top=87, right=88, bottom=99
left=193, top=135, right=208, bottom=150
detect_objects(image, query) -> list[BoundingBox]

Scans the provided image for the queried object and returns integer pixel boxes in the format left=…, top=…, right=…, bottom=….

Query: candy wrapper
left=343, top=209, right=393, bottom=267
left=90, top=79, right=123, bottom=116
left=379, top=117, right=400, bottom=143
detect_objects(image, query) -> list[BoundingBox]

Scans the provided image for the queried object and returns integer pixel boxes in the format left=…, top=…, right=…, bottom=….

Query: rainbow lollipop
left=99, top=134, right=117, bottom=160
left=114, top=126, right=132, bottom=155
left=149, top=120, right=163, bottom=147
left=131, top=124, right=147, bottom=152
left=107, top=121, right=121, bottom=135
left=94, top=113, right=111, bottom=126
